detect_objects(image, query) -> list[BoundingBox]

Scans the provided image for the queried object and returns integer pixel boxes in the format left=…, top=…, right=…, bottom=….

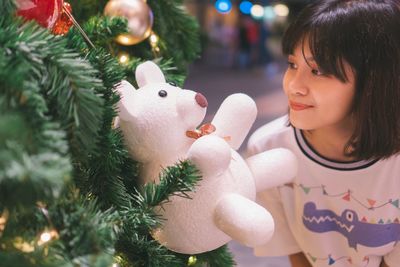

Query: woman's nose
left=288, top=74, right=308, bottom=96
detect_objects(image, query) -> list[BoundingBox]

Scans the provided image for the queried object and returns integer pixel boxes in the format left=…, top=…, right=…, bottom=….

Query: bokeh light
left=239, top=1, right=253, bottom=15
left=215, top=0, right=232, bottom=14
left=264, top=6, right=276, bottom=21
left=250, top=4, right=264, bottom=20
left=274, top=3, right=289, bottom=17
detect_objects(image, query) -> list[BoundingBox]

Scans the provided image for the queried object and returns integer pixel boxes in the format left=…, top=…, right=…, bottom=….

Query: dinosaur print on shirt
left=302, top=202, right=400, bottom=250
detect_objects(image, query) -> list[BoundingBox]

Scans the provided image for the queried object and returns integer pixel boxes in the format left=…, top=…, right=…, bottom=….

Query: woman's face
left=283, top=42, right=356, bottom=132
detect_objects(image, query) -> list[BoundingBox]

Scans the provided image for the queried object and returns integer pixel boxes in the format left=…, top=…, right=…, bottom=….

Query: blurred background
left=182, top=1, right=310, bottom=266
left=183, top=0, right=310, bottom=144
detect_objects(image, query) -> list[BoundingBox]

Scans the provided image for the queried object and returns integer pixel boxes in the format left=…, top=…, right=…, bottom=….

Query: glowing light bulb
left=119, top=53, right=129, bottom=64
left=188, top=255, right=197, bottom=266
left=14, top=237, right=35, bottom=252
left=38, top=229, right=58, bottom=246
left=149, top=33, right=159, bottom=46
left=40, top=232, right=52, bottom=243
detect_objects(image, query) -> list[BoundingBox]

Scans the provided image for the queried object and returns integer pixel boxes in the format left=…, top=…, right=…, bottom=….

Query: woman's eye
left=287, top=61, right=297, bottom=69
left=311, top=68, right=325, bottom=76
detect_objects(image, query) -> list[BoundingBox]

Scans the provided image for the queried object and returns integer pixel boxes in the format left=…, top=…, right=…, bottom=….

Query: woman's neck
left=302, top=124, right=355, bottom=162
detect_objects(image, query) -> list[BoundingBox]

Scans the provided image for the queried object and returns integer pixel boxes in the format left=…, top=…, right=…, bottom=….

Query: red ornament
left=16, top=0, right=64, bottom=29
left=52, top=2, right=73, bottom=35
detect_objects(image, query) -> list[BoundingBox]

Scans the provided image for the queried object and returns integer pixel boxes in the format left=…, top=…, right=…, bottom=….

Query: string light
left=13, top=237, right=35, bottom=253
left=40, top=232, right=52, bottom=243
left=149, top=31, right=161, bottom=57
left=38, top=229, right=59, bottom=246
left=0, top=210, right=8, bottom=235
left=112, top=256, right=123, bottom=267
left=9, top=204, right=60, bottom=253
left=149, top=32, right=159, bottom=46
left=187, top=255, right=197, bottom=266
left=118, top=53, right=130, bottom=64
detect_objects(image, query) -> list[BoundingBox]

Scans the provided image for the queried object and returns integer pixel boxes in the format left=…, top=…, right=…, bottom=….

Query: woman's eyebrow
left=305, top=56, right=315, bottom=62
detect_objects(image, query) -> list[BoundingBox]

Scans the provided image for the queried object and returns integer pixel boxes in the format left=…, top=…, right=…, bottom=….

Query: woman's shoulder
left=247, top=115, right=292, bottom=154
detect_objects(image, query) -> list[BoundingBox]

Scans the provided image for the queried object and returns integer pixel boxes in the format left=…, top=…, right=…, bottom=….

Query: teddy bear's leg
left=246, top=148, right=298, bottom=192
left=214, top=193, right=275, bottom=247
left=211, top=94, right=257, bottom=150
left=187, top=135, right=231, bottom=177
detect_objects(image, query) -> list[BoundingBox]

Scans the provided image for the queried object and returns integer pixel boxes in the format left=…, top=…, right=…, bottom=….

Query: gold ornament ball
left=104, top=0, right=153, bottom=45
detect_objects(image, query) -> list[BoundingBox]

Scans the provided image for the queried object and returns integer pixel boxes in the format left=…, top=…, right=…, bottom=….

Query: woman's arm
left=289, top=253, right=312, bottom=267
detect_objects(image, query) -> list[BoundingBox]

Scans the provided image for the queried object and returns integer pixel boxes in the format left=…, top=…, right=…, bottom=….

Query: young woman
left=247, top=1, right=400, bottom=266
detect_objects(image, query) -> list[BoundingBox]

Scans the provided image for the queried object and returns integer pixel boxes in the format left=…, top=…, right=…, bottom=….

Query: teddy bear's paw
left=187, top=135, right=231, bottom=177
left=213, top=193, right=274, bottom=247
left=247, top=148, right=298, bottom=192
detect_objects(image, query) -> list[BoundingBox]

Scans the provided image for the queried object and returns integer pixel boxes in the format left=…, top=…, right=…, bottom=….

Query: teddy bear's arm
left=186, top=135, right=231, bottom=178
left=214, top=193, right=275, bottom=247
left=211, top=94, right=257, bottom=150
left=246, top=148, right=298, bottom=192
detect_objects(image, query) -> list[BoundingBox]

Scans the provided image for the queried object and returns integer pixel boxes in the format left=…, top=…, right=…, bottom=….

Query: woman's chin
left=289, top=115, right=314, bottom=130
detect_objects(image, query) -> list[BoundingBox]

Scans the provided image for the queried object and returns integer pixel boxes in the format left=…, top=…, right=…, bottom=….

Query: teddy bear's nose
left=195, top=93, right=208, bottom=108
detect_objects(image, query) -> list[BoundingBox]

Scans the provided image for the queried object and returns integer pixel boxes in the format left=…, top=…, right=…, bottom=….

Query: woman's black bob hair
left=282, top=0, right=400, bottom=160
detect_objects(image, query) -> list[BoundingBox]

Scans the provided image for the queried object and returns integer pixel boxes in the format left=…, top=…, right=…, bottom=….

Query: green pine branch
left=141, top=160, right=201, bottom=207
left=148, top=0, right=201, bottom=72
left=0, top=1, right=236, bottom=266
left=47, top=191, right=117, bottom=262
left=116, top=233, right=186, bottom=267
left=69, top=0, right=200, bottom=77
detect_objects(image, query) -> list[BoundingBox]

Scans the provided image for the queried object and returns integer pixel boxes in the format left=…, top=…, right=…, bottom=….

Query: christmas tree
left=0, top=0, right=235, bottom=266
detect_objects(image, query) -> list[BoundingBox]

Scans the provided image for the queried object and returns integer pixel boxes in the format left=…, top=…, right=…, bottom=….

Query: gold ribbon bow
left=186, top=123, right=231, bottom=141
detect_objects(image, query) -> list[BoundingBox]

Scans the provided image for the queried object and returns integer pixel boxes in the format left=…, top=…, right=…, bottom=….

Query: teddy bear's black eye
left=158, top=90, right=168, bottom=97
left=168, top=82, right=176, bottom=86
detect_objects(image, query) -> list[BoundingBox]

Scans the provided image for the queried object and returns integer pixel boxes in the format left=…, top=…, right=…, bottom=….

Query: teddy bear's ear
left=135, top=61, right=166, bottom=87
left=115, top=80, right=137, bottom=120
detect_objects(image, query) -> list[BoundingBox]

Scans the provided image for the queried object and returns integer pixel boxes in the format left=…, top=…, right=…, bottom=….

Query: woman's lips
left=289, top=101, right=313, bottom=111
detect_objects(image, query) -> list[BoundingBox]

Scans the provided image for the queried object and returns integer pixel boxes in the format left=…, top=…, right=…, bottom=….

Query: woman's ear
left=135, top=61, right=166, bottom=87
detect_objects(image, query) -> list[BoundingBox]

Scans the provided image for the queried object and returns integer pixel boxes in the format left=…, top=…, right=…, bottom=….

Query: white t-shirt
left=247, top=115, right=400, bottom=267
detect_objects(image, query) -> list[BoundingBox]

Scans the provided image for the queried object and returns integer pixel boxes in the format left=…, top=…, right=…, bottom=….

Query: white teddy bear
left=116, top=61, right=298, bottom=254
